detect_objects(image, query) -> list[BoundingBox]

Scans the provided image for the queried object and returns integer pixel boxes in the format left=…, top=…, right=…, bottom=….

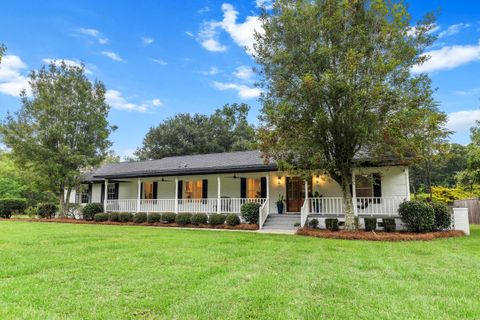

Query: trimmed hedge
left=191, top=213, right=208, bottom=225
left=399, top=201, right=435, bottom=233
left=308, top=218, right=319, bottom=229
left=209, top=213, right=226, bottom=226
left=82, top=203, right=103, bottom=221
left=176, top=213, right=192, bottom=225
left=36, top=202, right=57, bottom=219
left=382, top=218, right=396, bottom=232
left=25, top=206, right=38, bottom=218
left=118, top=212, right=133, bottom=222
left=325, top=218, right=339, bottom=231
left=225, top=214, right=240, bottom=226
left=162, top=212, right=176, bottom=223
left=109, top=212, right=119, bottom=222
left=147, top=213, right=162, bottom=223
left=241, top=202, right=260, bottom=224
left=133, top=212, right=148, bottom=224
left=0, top=198, right=27, bottom=218
left=364, top=218, right=377, bottom=232
left=430, top=202, right=451, bottom=231
left=94, top=213, right=109, bottom=222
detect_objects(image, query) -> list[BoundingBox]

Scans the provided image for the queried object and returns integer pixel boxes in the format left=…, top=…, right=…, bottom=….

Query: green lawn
left=0, top=222, right=479, bottom=320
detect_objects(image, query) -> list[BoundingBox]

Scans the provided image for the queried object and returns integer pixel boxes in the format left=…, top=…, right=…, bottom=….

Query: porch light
left=315, top=175, right=320, bottom=185
left=277, top=176, right=282, bottom=185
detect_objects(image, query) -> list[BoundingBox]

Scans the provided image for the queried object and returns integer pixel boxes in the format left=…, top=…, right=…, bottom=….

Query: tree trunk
left=341, top=181, right=357, bottom=231
left=64, top=187, right=72, bottom=218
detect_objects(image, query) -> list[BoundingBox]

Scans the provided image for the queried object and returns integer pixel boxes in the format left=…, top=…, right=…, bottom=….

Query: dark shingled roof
left=87, top=150, right=277, bottom=180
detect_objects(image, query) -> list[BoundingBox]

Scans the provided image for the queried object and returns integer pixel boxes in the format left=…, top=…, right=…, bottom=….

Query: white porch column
left=304, top=179, right=309, bottom=200
left=136, top=178, right=141, bottom=213
left=103, top=179, right=108, bottom=213
left=217, top=176, right=221, bottom=214
left=174, top=177, right=179, bottom=214
left=404, top=167, right=411, bottom=201
left=352, top=171, right=357, bottom=216
left=266, top=174, right=270, bottom=210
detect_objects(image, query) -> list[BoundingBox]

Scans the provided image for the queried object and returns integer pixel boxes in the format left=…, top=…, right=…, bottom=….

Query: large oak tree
left=254, top=0, right=447, bottom=230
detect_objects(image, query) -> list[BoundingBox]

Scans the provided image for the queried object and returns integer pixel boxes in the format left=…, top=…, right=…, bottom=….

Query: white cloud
left=454, top=87, right=480, bottom=96
left=201, top=66, right=221, bottom=75
left=412, top=43, right=480, bottom=73
left=446, top=109, right=480, bottom=132
left=233, top=65, right=254, bottom=81
left=185, top=31, right=194, bottom=37
left=438, top=23, right=470, bottom=39
left=256, top=0, right=273, bottom=9
left=212, top=81, right=261, bottom=99
left=42, top=58, right=93, bottom=74
left=0, top=55, right=29, bottom=97
left=198, top=6, right=210, bottom=14
left=101, top=51, right=124, bottom=62
left=151, top=58, right=167, bottom=65
left=197, top=3, right=264, bottom=54
left=142, top=37, right=154, bottom=46
left=151, top=98, right=162, bottom=106
left=77, top=28, right=109, bottom=45
left=106, top=90, right=149, bottom=112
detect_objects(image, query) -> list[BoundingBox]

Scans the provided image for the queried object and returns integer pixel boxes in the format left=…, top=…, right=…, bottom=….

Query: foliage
left=190, top=213, right=208, bottom=225
left=415, top=186, right=475, bottom=205
left=94, top=213, right=109, bottom=222
left=0, top=61, right=115, bottom=216
left=36, top=202, right=57, bottom=219
left=364, top=218, right=377, bottom=232
left=240, top=202, right=260, bottom=224
left=147, top=213, right=162, bottom=223
left=325, top=219, right=339, bottom=231
left=209, top=214, right=226, bottom=226
left=254, top=0, right=442, bottom=230
left=135, top=103, right=256, bottom=159
left=430, top=202, right=451, bottom=231
left=175, top=213, right=192, bottom=225
left=109, top=212, right=119, bottom=222
left=308, top=218, right=319, bottom=229
left=225, top=214, right=240, bottom=226
left=161, top=212, right=176, bottom=223
left=118, top=212, right=133, bottom=222
left=133, top=212, right=148, bottom=224
left=0, top=198, right=27, bottom=218
left=0, top=43, right=5, bottom=63
left=382, top=219, right=396, bottom=232
left=456, top=122, right=480, bottom=191
left=398, top=201, right=435, bottom=232
left=25, top=206, right=38, bottom=218
left=82, top=203, right=103, bottom=221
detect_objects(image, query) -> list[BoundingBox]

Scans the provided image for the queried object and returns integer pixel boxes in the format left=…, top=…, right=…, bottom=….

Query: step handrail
left=300, top=199, right=308, bottom=227
left=259, top=199, right=269, bottom=229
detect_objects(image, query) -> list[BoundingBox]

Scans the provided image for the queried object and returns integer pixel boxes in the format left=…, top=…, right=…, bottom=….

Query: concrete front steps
left=261, top=214, right=300, bottom=231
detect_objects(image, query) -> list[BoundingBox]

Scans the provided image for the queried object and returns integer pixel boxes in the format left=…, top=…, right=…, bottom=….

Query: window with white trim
left=247, top=178, right=261, bottom=198
left=80, top=185, right=89, bottom=204
left=107, top=184, right=116, bottom=200
left=143, top=182, right=154, bottom=199
left=184, top=180, right=203, bottom=199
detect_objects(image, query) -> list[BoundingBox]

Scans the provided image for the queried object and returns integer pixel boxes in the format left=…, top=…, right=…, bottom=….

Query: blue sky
left=1, top=1, right=480, bottom=158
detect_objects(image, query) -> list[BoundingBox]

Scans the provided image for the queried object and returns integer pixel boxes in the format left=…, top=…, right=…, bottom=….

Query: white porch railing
left=306, top=197, right=344, bottom=216
left=177, top=199, right=217, bottom=213
left=106, top=199, right=137, bottom=212
left=140, top=199, right=176, bottom=213
left=259, top=199, right=269, bottom=229
left=221, top=198, right=266, bottom=213
left=300, top=198, right=309, bottom=227
left=305, top=197, right=405, bottom=216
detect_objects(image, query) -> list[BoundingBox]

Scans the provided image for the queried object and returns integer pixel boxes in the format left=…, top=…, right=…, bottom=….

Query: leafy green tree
left=0, top=44, right=5, bottom=62
left=0, top=61, right=115, bottom=216
left=456, top=121, right=480, bottom=191
left=254, top=0, right=445, bottom=230
left=135, top=103, right=256, bottom=159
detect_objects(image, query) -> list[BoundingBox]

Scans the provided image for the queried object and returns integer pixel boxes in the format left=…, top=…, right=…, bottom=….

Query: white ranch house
left=69, top=150, right=411, bottom=230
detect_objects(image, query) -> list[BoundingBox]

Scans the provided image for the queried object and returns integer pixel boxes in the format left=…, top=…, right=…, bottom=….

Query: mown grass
left=0, top=221, right=479, bottom=319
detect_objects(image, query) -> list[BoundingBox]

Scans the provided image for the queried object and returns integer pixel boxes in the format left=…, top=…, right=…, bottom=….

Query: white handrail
left=259, top=199, right=269, bottom=229
left=300, top=199, right=308, bottom=227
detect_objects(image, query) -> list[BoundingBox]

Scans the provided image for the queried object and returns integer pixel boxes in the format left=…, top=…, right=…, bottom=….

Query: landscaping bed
left=7, top=218, right=258, bottom=230
left=297, top=227, right=464, bottom=241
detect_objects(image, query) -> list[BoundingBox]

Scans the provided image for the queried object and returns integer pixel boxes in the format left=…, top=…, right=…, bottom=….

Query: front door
left=286, top=177, right=303, bottom=212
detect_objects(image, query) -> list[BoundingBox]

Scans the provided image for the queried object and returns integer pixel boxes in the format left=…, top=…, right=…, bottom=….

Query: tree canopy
left=456, top=121, right=480, bottom=191
left=0, top=61, right=115, bottom=215
left=135, top=103, right=256, bottom=160
left=254, top=0, right=447, bottom=229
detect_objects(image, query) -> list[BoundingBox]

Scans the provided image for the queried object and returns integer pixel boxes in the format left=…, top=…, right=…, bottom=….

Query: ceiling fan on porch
left=157, top=178, right=172, bottom=182
left=224, top=174, right=244, bottom=179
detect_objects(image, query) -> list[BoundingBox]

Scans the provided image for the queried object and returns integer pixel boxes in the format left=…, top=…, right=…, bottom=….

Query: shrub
left=398, top=201, right=435, bottom=233
left=225, top=214, right=240, bottom=226
left=240, top=202, right=260, bottom=224
left=191, top=213, right=208, bottom=225
left=109, top=212, right=119, bottom=222
left=162, top=212, right=176, bottom=223
left=94, top=213, right=109, bottom=222
left=133, top=212, right=148, bottom=223
left=293, top=222, right=300, bottom=227
left=36, top=202, right=58, bottom=219
left=430, top=202, right=451, bottom=231
left=364, top=218, right=377, bottom=232
left=147, top=212, right=162, bottom=223
left=308, top=218, right=319, bottom=229
left=0, top=198, right=27, bottom=218
left=118, top=212, right=133, bottom=222
left=325, top=218, right=339, bottom=231
left=209, top=213, right=226, bottom=226
left=382, top=218, right=396, bottom=232
left=415, top=186, right=474, bottom=205
left=82, top=203, right=103, bottom=221
left=175, top=213, right=192, bottom=225
left=25, top=206, right=38, bottom=218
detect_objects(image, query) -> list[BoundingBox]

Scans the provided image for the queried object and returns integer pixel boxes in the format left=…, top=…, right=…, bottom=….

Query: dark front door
left=286, top=177, right=304, bottom=212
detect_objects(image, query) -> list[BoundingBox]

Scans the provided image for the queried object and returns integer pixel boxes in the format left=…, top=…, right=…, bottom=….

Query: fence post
left=453, top=208, right=470, bottom=236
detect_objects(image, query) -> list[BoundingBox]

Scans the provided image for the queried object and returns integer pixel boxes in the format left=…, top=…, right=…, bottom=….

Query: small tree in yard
left=0, top=61, right=115, bottom=217
left=254, top=0, right=447, bottom=230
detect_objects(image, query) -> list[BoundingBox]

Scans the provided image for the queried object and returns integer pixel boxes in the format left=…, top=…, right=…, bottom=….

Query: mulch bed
left=6, top=218, right=258, bottom=231
left=296, top=227, right=465, bottom=241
